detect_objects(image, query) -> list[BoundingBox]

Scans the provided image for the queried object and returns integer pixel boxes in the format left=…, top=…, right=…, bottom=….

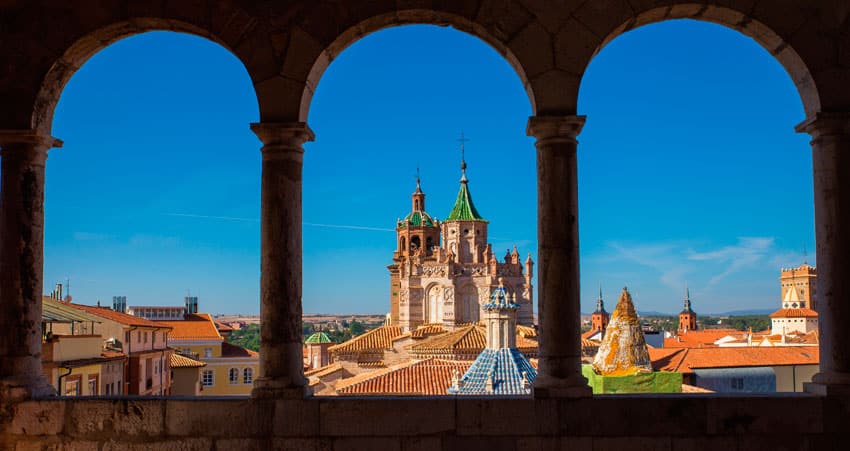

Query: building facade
left=390, top=157, right=533, bottom=331
left=780, top=263, right=816, bottom=309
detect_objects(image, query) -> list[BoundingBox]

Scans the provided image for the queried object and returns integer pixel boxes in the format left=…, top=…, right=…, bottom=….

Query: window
left=202, top=370, right=214, bottom=387
left=88, top=375, right=98, bottom=396
left=229, top=368, right=239, bottom=384
left=144, top=332, right=148, bottom=343
left=243, top=368, right=253, bottom=384
left=137, top=331, right=141, bottom=343
left=731, top=378, right=745, bottom=390
left=204, top=348, right=212, bottom=358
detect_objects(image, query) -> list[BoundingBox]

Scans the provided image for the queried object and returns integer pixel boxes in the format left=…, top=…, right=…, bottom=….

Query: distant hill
left=638, top=311, right=674, bottom=317
left=705, top=308, right=775, bottom=317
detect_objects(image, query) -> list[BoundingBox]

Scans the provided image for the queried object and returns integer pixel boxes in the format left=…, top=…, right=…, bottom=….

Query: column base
left=804, top=371, right=850, bottom=396
left=251, top=377, right=313, bottom=399
left=0, top=375, right=56, bottom=401
left=532, top=373, right=592, bottom=398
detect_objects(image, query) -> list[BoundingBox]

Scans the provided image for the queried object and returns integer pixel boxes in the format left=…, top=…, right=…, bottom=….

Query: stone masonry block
left=402, top=436, right=442, bottom=451
left=563, top=396, right=706, bottom=436
left=319, top=398, right=454, bottom=436
left=554, top=18, right=599, bottom=74
left=456, top=398, right=556, bottom=436
left=516, top=436, right=593, bottom=451
left=273, top=438, right=333, bottom=451
left=214, top=438, right=271, bottom=450
left=333, top=437, right=402, bottom=451
left=671, top=436, right=738, bottom=451
left=7, top=400, right=65, bottom=436
left=101, top=438, right=212, bottom=451
left=593, top=436, right=672, bottom=451
left=274, top=399, right=320, bottom=437
left=65, top=399, right=164, bottom=438
left=444, top=436, right=517, bottom=451
left=571, top=0, right=633, bottom=39
left=707, top=397, right=822, bottom=435
left=166, top=399, right=270, bottom=438
left=507, top=21, right=553, bottom=79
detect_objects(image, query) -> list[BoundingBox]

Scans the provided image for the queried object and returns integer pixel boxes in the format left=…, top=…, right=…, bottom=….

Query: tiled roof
left=328, top=325, right=404, bottom=354
left=411, top=324, right=446, bottom=339
left=769, top=308, right=819, bottom=318
left=305, top=363, right=345, bottom=378
left=682, top=384, right=714, bottom=393
left=408, top=324, right=538, bottom=357
left=649, top=346, right=819, bottom=374
left=516, top=325, right=537, bottom=338
left=449, top=349, right=536, bottom=395
left=305, top=332, right=334, bottom=344
left=446, top=180, right=486, bottom=222
left=42, top=297, right=104, bottom=324
left=214, top=321, right=233, bottom=332
left=170, top=353, right=206, bottom=368
left=71, top=304, right=167, bottom=329
left=663, top=329, right=742, bottom=348
left=158, top=314, right=222, bottom=341
left=401, top=210, right=437, bottom=228
left=221, top=341, right=258, bottom=358
left=337, top=359, right=471, bottom=396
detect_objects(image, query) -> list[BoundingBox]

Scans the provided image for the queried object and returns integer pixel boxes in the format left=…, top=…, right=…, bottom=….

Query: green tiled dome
left=447, top=182, right=486, bottom=222
left=401, top=210, right=436, bottom=228
left=305, top=332, right=333, bottom=344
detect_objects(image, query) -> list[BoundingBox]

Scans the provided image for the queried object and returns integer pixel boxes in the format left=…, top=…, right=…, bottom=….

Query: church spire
left=595, top=285, right=607, bottom=314
left=682, top=284, right=693, bottom=313
left=447, top=133, right=486, bottom=222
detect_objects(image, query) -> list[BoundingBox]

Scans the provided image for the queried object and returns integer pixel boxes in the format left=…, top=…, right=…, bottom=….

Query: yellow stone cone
left=591, top=287, right=653, bottom=376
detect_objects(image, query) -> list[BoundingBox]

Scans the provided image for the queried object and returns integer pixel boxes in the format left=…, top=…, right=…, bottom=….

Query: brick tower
left=780, top=263, right=817, bottom=309
left=678, top=286, right=697, bottom=334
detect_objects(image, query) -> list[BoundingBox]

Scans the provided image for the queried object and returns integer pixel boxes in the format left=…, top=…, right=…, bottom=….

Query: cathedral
left=387, top=152, right=534, bottom=331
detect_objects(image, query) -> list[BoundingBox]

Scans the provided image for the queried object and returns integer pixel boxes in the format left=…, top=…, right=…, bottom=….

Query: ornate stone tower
left=780, top=263, right=817, bottom=309
left=388, top=175, right=441, bottom=325
left=678, top=287, right=697, bottom=334
left=392, top=142, right=534, bottom=331
left=591, top=287, right=609, bottom=334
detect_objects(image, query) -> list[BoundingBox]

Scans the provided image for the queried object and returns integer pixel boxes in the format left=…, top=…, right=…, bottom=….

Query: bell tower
left=678, top=286, right=697, bottom=334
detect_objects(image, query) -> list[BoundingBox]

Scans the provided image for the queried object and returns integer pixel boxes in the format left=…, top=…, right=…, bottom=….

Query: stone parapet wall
left=1, top=395, right=845, bottom=449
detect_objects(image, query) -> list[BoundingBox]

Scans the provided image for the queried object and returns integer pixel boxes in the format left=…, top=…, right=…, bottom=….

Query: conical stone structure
left=591, top=287, right=653, bottom=376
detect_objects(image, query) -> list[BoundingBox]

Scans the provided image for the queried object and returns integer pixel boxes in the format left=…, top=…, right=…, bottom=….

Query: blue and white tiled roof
left=447, top=348, right=536, bottom=395
left=483, top=285, right=519, bottom=310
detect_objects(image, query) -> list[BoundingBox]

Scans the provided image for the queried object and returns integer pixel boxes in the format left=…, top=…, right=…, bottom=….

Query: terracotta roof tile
left=158, top=314, right=222, bottom=341
left=336, top=359, right=471, bottom=395
left=170, top=353, right=206, bottom=368
left=769, top=308, right=819, bottom=318
left=221, top=341, right=258, bottom=358
left=649, top=346, right=818, bottom=374
left=663, top=329, right=742, bottom=348
left=71, top=304, right=169, bottom=329
left=408, top=324, right=538, bottom=357
left=328, top=326, right=403, bottom=355
left=305, top=363, right=345, bottom=378
left=411, top=324, right=446, bottom=339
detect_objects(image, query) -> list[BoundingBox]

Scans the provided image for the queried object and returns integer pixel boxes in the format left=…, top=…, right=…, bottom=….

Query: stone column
left=797, top=112, right=850, bottom=395
left=250, top=122, right=314, bottom=398
left=526, top=116, right=591, bottom=397
left=0, top=130, right=62, bottom=400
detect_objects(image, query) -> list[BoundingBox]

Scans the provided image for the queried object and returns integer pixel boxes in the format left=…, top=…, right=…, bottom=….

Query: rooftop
left=336, top=358, right=471, bottom=396
left=328, top=325, right=404, bottom=355
left=649, top=346, right=819, bottom=374
left=70, top=303, right=169, bottom=329
left=170, top=352, right=206, bottom=368
left=158, top=314, right=222, bottom=341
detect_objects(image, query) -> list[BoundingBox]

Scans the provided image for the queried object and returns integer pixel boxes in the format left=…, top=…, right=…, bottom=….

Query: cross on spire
left=458, top=131, right=470, bottom=183
left=415, top=165, right=422, bottom=192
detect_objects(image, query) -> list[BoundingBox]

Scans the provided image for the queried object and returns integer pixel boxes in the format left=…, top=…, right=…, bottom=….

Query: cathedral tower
left=392, top=137, right=534, bottom=331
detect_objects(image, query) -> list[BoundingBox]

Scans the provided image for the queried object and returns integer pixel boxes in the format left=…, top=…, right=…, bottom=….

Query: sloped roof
left=221, top=341, right=258, bottom=358
left=305, top=332, right=334, bottom=344
left=401, top=210, right=437, bottom=228
left=71, top=304, right=167, bottom=329
left=410, top=324, right=446, bottom=339
left=769, top=308, right=818, bottom=318
left=158, top=313, right=223, bottom=342
left=328, top=325, right=404, bottom=354
left=408, top=324, right=538, bottom=356
left=170, top=353, right=206, bottom=368
left=649, top=346, right=819, bottom=374
left=446, top=182, right=486, bottom=221
left=337, top=359, right=470, bottom=396
left=42, top=297, right=103, bottom=324
left=305, top=363, right=345, bottom=378
left=663, top=329, right=742, bottom=348
left=214, top=321, right=234, bottom=332
left=449, top=349, right=536, bottom=395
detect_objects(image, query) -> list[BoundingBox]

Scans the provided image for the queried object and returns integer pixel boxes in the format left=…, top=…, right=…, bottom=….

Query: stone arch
left=292, top=7, right=542, bottom=123
left=574, top=4, right=821, bottom=116
left=30, top=17, right=263, bottom=135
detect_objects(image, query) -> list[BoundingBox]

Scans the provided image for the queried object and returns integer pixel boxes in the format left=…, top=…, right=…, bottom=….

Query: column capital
left=0, top=130, right=63, bottom=153
left=795, top=112, right=850, bottom=140
left=526, top=115, right=586, bottom=142
left=251, top=122, right=315, bottom=152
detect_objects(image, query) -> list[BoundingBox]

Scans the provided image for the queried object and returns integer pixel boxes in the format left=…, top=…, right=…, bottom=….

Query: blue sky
left=40, top=20, right=813, bottom=315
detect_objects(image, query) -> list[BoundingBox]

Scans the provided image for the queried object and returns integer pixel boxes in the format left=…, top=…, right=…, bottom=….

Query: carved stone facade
left=390, top=160, right=533, bottom=331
